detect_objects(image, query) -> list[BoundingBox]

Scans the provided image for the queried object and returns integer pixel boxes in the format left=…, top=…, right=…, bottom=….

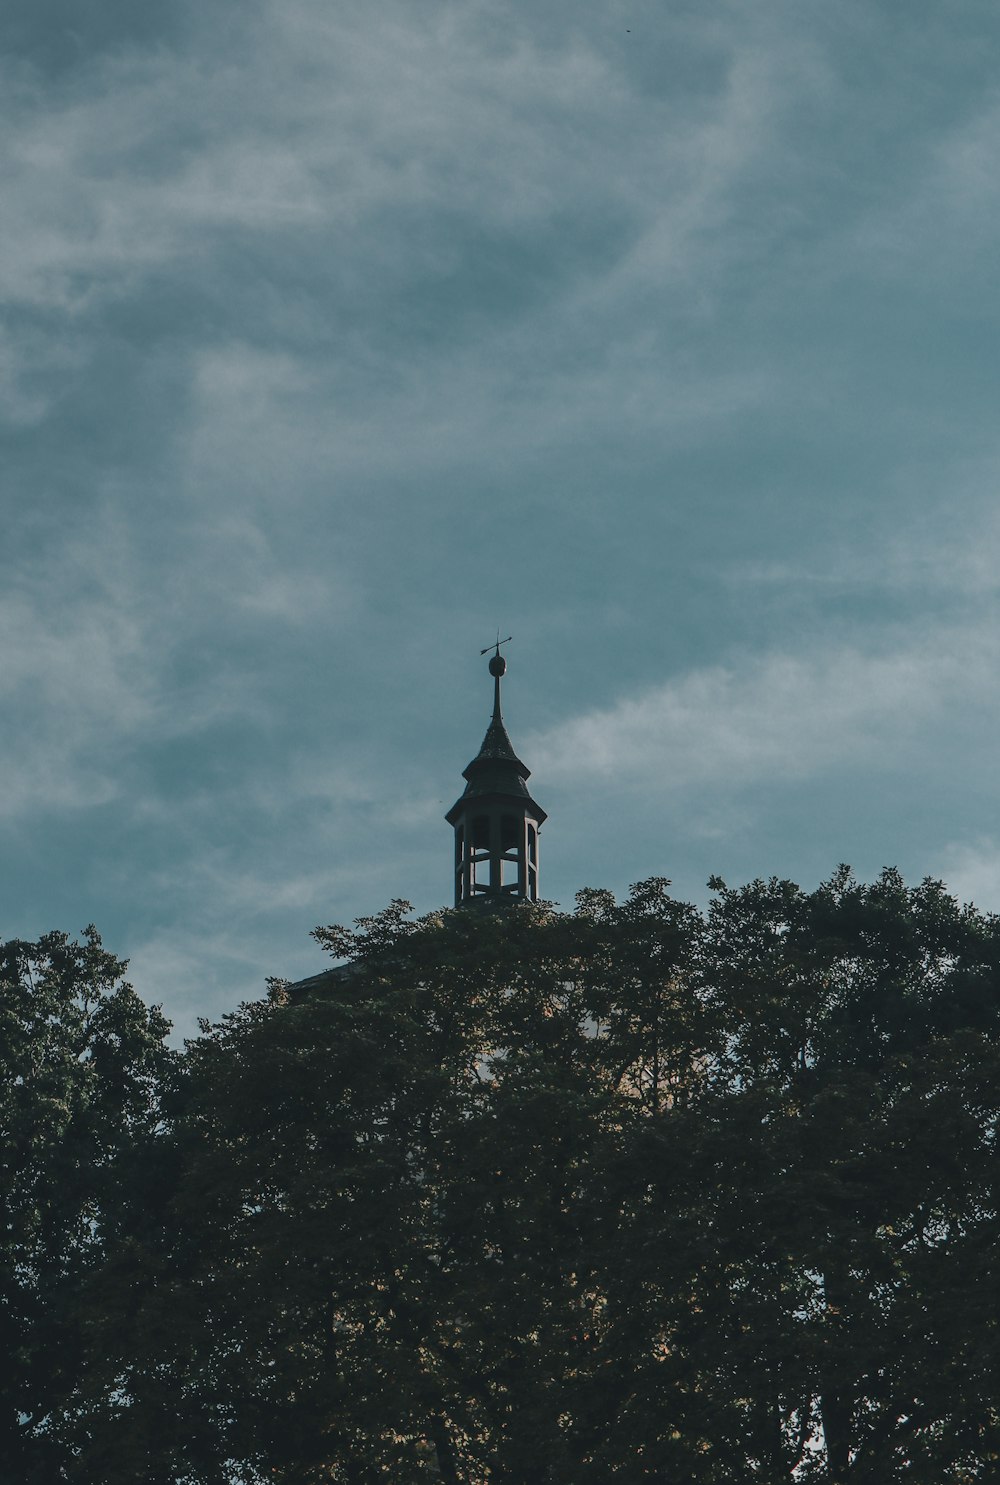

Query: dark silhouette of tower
left=446, top=644, right=546, bottom=907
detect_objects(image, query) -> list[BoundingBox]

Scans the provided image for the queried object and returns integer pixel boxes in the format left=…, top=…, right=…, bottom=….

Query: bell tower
left=445, top=642, right=546, bottom=907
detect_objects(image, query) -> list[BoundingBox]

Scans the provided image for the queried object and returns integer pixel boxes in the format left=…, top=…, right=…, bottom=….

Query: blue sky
left=6, top=0, right=1000, bottom=1035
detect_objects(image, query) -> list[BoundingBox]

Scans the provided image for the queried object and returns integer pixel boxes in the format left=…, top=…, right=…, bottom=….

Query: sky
left=5, top=0, right=1000, bottom=1036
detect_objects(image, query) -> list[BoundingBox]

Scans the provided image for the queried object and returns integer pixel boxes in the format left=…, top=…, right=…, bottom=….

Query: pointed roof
left=445, top=646, right=546, bottom=824
left=472, top=709, right=523, bottom=767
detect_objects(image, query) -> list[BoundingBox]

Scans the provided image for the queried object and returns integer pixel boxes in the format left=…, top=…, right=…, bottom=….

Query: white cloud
left=822, top=85, right=1000, bottom=290
left=122, top=925, right=275, bottom=1041
left=726, top=492, right=1000, bottom=599
left=936, top=837, right=1000, bottom=914
left=0, top=521, right=156, bottom=816
left=0, top=501, right=331, bottom=822
left=0, top=3, right=822, bottom=320
left=530, top=625, right=998, bottom=794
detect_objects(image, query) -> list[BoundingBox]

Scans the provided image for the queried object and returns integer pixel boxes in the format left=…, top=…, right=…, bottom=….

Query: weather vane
left=480, top=633, right=512, bottom=658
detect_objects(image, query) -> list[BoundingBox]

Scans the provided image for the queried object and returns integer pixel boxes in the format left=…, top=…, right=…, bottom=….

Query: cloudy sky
left=6, top=0, right=1000, bottom=1034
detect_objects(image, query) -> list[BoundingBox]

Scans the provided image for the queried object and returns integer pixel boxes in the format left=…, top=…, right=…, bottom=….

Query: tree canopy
left=0, top=928, right=172, bottom=1482
left=7, top=869, right=1000, bottom=1481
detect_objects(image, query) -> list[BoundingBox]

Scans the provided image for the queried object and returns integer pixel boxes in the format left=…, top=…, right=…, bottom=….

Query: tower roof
left=445, top=644, right=547, bottom=825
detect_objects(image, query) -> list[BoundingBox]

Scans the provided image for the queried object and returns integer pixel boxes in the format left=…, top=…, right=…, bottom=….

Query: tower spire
left=446, top=640, right=546, bottom=907
left=481, top=634, right=512, bottom=724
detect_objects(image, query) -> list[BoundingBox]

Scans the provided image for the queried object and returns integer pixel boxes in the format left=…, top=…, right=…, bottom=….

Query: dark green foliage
left=11, top=870, right=1000, bottom=1480
left=0, top=928, right=172, bottom=1482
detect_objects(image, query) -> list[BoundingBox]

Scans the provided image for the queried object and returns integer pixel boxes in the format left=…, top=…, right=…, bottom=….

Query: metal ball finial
left=481, top=634, right=512, bottom=679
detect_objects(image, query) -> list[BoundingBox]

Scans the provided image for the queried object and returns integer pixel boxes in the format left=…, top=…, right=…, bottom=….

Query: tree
left=28, top=870, right=1000, bottom=1481
left=689, top=868, right=1000, bottom=1481
left=0, top=928, right=172, bottom=1482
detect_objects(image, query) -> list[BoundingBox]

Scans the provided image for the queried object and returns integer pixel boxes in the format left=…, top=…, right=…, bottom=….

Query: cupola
left=445, top=642, right=546, bottom=907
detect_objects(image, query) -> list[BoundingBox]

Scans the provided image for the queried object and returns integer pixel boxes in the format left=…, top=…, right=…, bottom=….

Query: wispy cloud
left=6, top=0, right=1000, bottom=1025
left=844, top=93, right=1000, bottom=280
left=722, top=455, right=1000, bottom=601
left=122, top=925, right=275, bottom=1040
left=936, top=837, right=1000, bottom=913
left=531, top=623, right=997, bottom=795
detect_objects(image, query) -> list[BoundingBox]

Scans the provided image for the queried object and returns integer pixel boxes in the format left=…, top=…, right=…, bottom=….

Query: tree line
left=4, top=867, right=1000, bottom=1481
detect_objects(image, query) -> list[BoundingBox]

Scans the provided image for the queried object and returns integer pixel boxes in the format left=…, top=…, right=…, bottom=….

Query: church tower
left=446, top=643, right=546, bottom=907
